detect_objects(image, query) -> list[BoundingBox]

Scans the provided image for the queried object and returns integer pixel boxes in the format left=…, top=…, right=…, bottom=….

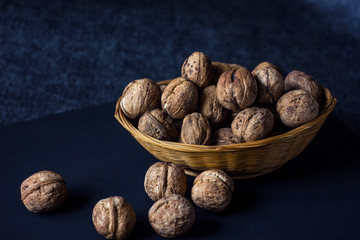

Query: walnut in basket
left=199, top=85, right=228, bottom=126
left=180, top=112, right=212, bottom=145
left=211, top=61, right=232, bottom=85
left=138, top=108, right=178, bottom=141
left=276, top=89, right=319, bottom=128
left=120, top=78, right=161, bottom=119
left=212, top=128, right=241, bottom=145
left=231, top=107, right=274, bottom=142
left=181, top=51, right=213, bottom=88
left=161, top=77, right=198, bottom=119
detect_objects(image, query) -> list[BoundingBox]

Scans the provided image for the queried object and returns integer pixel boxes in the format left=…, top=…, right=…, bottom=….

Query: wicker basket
left=115, top=80, right=337, bottom=179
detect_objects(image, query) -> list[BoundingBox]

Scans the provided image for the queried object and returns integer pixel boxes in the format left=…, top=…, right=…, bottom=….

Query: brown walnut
left=138, top=108, right=178, bottom=141
left=180, top=112, right=212, bottom=145
left=199, top=85, right=228, bottom=126
left=181, top=51, right=212, bottom=88
left=92, top=196, right=136, bottom=240
left=216, top=67, right=258, bottom=111
left=284, top=70, right=324, bottom=104
left=120, top=78, right=161, bottom=119
left=191, top=169, right=234, bottom=212
left=148, top=194, right=195, bottom=238
left=276, top=89, right=319, bottom=128
left=231, top=107, right=274, bottom=142
left=252, top=67, right=284, bottom=106
left=211, top=61, right=232, bottom=85
left=20, top=170, right=67, bottom=213
left=212, top=128, right=241, bottom=145
left=161, top=77, right=198, bottom=119
left=144, top=162, right=187, bottom=201
left=253, top=61, right=281, bottom=73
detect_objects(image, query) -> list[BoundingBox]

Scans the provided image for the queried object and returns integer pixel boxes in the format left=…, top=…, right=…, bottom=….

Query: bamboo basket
left=115, top=80, right=337, bottom=179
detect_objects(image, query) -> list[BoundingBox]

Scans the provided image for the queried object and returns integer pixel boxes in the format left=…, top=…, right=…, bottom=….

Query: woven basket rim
left=115, top=80, right=337, bottom=152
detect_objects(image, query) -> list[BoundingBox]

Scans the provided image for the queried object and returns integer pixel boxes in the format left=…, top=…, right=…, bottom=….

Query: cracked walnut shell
left=20, top=170, right=67, bottom=213
left=148, top=194, right=195, bottom=238
left=180, top=112, right=212, bottom=145
left=120, top=78, right=161, bottom=119
left=181, top=51, right=212, bottom=88
left=92, top=196, right=136, bottom=240
left=191, top=170, right=234, bottom=212
left=144, top=162, right=187, bottom=201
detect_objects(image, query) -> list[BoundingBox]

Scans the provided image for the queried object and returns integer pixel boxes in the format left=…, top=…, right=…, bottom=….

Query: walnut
left=181, top=51, right=212, bottom=88
left=276, top=90, right=319, bottom=128
left=253, top=61, right=281, bottom=73
left=161, top=77, right=198, bottom=119
left=231, top=107, right=274, bottom=142
left=180, top=112, right=212, bottom=145
left=199, top=85, right=228, bottom=126
left=211, top=61, right=232, bottom=84
left=92, top=196, right=136, bottom=240
left=212, top=128, right=241, bottom=145
left=284, top=70, right=324, bottom=104
left=216, top=67, right=258, bottom=111
left=120, top=78, right=161, bottom=119
left=252, top=67, right=284, bottom=106
left=148, top=194, right=195, bottom=238
left=144, top=162, right=187, bottom=201
left=138, top=108, right=178, bottom=141
left=20, top=170, right=67, bottom=213
left=191, top=170, right=234, bottom=212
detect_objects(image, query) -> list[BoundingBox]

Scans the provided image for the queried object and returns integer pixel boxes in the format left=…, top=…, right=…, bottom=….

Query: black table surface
left=1, top=101, right=359, bottom=240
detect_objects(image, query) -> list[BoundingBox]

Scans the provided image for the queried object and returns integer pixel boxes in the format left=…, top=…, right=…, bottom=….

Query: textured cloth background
left=1, top=0, right=359, bottom=134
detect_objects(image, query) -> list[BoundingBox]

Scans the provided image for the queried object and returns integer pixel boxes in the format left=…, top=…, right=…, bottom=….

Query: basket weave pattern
left=115, top=80, right=337, bottom=179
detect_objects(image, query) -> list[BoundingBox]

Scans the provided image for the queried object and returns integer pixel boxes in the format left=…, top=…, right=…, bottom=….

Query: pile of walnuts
left=120, top=51, right=324, bottom=145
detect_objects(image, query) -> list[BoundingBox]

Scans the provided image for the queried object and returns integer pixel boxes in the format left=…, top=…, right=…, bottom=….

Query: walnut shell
left=276, top=89, right=319, bottom=128
left=284, top=70, right=324, bottom=104
left=92, top=196, right=136, bottom=240
left=199, top=85, right=228, bottom=126
left=181, top=51, right=212, bottom=88
left=149, top=194, right=195, bottom=238
left=138, top=108, right=178, bottom=141
left=180, top=112, right=212, bottom=145
left=161, top=77, right=198, bottom=119
left=252, top=67, right=284, bottom=106
left=191, top=170, right=234, bottom=212
left=231, top=107, right=274, bottom=142
left=253, top=61, right=281, bottom=73
left=212, top=128, right=241, bottom=145
left=120, top=78, right=161, bottom=119
left=211, top=61, right=232, bottom=85
left=20, top=170, right=67, bottom=213
left=144, top=162, right=187, bottom=201
left=216, top=67, right=258, bottom=111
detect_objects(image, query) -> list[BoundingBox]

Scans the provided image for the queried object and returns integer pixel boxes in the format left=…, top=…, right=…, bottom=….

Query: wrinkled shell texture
left=284, top=70, right=324, bottom=104
left=276, top=90, right=319, bottom=128
left=148, top=194, right=195, bottom=238
left=252, top=67, right=284, bottom=106
left=216, top=67, right=258, bottom=111
left=199, top=85, right=228, bottom=126
left=144, top=162, right=187, bottom=201
left=161, top=77, right=198, bottom=119
left=211, top=62, right=232, bottom=85
left=191, top=170, right=234, bottom=212
left=231, top=107, right=274, bottom=142
left=138, top=108, right=178, bottom=141
left=212, top=128, right=241, bottom=145
left=92, top=196, right=136, bottom=240
left=181, top=112, right=212, bottom=145
left=253, top=61, right=281, bottom=73
left=181, top=51, right=212, bottom=88
left=120, top=78, right=161, bottom=119
left=20, top=170, right=67, bottom=213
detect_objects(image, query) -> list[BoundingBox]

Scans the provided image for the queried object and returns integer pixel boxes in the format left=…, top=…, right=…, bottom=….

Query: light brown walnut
left=92, top=196, right=136, bottom=240
left=216, top=67, right=258, bottom=111
left=253, top=61, right=281, bottom=73
left=181, top=51, right=212, bottom=88
left=231, top=107, right=274, bottom=142
left=276, top=89, right=319, bottom=128
left=161, top=77, right=198, bottom=119
left=191, top=170, right=234, bottom=212
left=120, top=78, right=161, bottom=119
left=20, top=170, right=67, bottom=213
left=144, top=162, right=187, bottom=201
left=180, top=112, right=212, bottom=145
left=199, top=85, right=228, bottom=126
left=148, top=194, right=195, bottom=238
left=138, top=108, right=178, bottom=141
